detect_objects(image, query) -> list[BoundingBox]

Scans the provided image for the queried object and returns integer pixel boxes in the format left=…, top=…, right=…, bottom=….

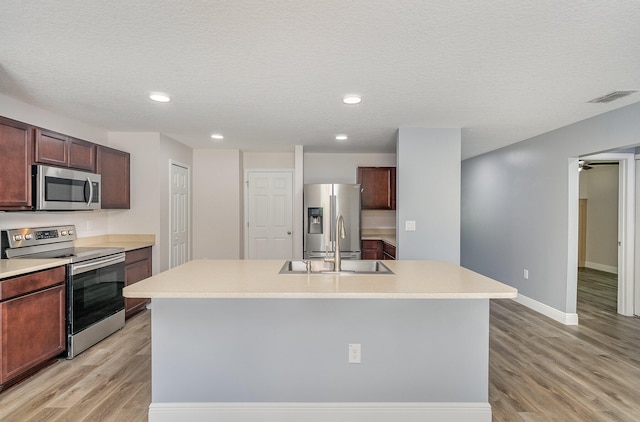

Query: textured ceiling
left=1, top=1, right=639, bottom=159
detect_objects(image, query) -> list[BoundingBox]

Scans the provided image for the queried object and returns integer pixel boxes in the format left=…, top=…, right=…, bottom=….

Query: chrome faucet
left=325, top=214, right=346, bottom=271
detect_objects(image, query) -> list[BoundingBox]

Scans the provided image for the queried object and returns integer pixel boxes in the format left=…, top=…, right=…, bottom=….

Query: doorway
left=575, top=152, right=635, bottom=317
left=245, top=170, right=294, bottom=259
left=170, top=161, right=190, bottom=268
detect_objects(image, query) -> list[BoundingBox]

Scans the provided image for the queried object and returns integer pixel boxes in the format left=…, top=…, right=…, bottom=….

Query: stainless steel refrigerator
left=303, top=184, right=361, bottom=259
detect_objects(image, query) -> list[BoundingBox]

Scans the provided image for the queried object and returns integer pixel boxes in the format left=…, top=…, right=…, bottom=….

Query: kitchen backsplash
left=361, top=209, right=396, bottom=229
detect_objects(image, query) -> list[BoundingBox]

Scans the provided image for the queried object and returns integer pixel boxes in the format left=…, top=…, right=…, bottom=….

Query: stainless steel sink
left=279, top=260, right=394, bottom=274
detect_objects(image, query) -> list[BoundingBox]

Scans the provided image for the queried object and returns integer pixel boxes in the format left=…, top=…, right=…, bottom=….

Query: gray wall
left=152, top=298, right=489, bottom=403
left=396, top=128, right=461, bottom=263
left=461, top=102, right=640, bottom=313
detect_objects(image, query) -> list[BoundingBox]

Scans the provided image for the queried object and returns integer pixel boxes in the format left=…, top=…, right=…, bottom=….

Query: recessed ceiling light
left=211, top=133, right=224, bottom=140
left=149, top=93, right=171, bottom=103
left=335, top=134, right=348, bottom=141
left=342, top=94, right=362, bottom=105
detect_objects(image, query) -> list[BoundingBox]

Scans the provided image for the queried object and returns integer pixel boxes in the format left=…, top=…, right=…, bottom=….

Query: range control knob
left=13, top=234, right=23, bottom=241
left=68, top=230, right=75, bottom=235
left=24, top=234, right=33, bottom=240
left=61, top=230, right=68, bottom=236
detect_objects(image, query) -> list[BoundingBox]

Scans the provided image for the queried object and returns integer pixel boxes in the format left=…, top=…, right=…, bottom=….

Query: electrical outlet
left=348, top=343, right=361, bottom=364
left=524, top=269, right=529, bottom=279
left=405, top=220, right=416, bottom=231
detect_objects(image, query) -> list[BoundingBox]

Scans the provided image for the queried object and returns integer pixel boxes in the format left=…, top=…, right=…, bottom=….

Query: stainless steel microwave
left=33, top=165, right=101, bottom=210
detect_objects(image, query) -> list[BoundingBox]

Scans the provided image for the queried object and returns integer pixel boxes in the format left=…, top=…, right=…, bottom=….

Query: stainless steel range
left=1, top=225, right=126, bottom=358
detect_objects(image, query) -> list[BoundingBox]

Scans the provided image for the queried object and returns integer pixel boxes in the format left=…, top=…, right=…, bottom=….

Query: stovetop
left=13, top=246, right=125, bottom=263
left=1, top=225, right=124, bottom=262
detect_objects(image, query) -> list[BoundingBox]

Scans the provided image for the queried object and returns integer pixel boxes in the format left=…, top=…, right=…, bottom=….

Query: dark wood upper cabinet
left=34, top=128, right=68, bottom=167
left=68, top=137, right=96, bottom=172
left=34, top=129, right=96, bottom=172
left=97, top=145, right=130, bottom=209
left=0, top=117, right=33, bottom=210
left=357, top=167, right=396, bottom=210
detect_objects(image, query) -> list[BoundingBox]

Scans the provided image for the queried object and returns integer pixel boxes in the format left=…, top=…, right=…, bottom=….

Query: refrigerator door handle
left=329, top=194, right=336, bottom=245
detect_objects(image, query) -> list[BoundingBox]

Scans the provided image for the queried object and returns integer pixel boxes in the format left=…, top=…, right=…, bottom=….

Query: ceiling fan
left=578, top=160, right=618, bottom=171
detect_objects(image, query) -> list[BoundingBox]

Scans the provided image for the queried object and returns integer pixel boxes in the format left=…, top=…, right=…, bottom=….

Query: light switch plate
left=405, top=220, right=416, bottom=231
left=348, top=343, right=361, bottom=364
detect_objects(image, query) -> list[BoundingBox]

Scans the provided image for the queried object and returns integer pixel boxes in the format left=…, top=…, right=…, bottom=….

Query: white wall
left=243, top=151, right=294, bottom=169
left=396, top=128, right=461, bottom=263
left=192, top=149, right=242, bottom=259
left=108, top=132, right=193, bottom=274
left=304, top=153, right=396, bottom=184
left=461, top=102, right=640, bottom=314
left=580, top=165, right=619, bottom=271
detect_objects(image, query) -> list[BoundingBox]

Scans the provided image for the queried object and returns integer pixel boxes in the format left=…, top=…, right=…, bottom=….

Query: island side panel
left=151, top=298, right=489, bottom=403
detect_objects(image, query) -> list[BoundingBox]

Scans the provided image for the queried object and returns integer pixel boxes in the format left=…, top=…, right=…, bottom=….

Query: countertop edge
left=0, top=258, right=71, bottom=280
left=125, top=292, right=518, bottom=299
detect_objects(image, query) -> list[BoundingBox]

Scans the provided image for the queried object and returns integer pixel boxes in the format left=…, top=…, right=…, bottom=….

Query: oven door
left=69, top=253, right=125, bottom=335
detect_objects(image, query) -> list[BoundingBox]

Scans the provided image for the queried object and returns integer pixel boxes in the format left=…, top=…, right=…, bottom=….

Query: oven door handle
left=71, top=253, right=125, bottom=275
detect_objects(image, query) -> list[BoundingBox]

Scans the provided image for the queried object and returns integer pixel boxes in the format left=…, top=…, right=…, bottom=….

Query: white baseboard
left=584, top=261, right=618, bottom=274
left=148, top=402, right=492, bottom=422
left=512, top=294, right=579, bottom=325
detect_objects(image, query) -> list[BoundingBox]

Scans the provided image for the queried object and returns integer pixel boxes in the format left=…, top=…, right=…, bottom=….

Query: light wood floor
left=0, top=310, right=151, bottom=421
left=490, top=268, right=640, bottom=421
left=1, top=268, right=639, bottom=421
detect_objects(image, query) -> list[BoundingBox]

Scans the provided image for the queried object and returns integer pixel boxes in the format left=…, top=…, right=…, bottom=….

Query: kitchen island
left=124, top=259, right=516, bottom=422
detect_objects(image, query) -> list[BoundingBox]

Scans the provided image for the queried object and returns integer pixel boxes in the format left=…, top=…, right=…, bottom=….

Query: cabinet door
left=125, top=247, right=152, bottom=319
left=97, top=145, right=130, bottom=209
left=0, top=284, right=66, bottom=384
left=68, top=137, right=96, bottom=171
left=0, top=117, right=33, bottom=210
left=383, top=242, right=396, bottom=260
left=361, top=239, right=383, bottom=260
left=357, top=167, right=396, bottom=210
left=34, top=128, right=68, bottom=167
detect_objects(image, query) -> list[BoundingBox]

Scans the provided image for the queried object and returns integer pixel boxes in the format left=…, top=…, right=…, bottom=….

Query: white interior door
left=247, top=171, right=293, bottom=259
left=170, top=162, right=190, bottom=268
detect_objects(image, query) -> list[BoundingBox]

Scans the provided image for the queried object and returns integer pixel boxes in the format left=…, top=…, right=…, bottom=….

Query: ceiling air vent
left=588, top=90, right=638, bottom=104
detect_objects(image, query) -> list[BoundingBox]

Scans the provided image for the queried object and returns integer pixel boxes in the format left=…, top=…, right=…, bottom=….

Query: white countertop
left=361, top=229, right=396, bottom=246
left=0, top=234, right=154, bottom=280
left=123, top=259, right=517, bottom=299
left=74, top=234, right=155, bottom=251
left=0, top=258, right=70, bottom=280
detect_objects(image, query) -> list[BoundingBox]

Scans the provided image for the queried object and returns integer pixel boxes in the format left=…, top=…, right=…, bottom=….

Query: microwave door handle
left=86, top=177, right=93, bottom=207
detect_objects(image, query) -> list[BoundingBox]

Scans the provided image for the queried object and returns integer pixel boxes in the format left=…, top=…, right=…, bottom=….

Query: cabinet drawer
left=0, top=266, right=66, bottom=301
left=125, top=247, right=152, bottom=265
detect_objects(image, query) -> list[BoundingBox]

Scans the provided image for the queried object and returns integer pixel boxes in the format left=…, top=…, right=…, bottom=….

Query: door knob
left=287, top=231, right=292, bottom=235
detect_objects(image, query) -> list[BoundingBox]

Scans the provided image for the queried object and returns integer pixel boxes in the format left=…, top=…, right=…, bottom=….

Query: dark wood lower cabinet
left=0, top=267, right=66, bottom=390
left=125, top=247, right=152, bottom=319
left=362, top=239, right=383, bottom=260
left=362, top=239, right=396, bottom=260
left=383, top=242, right=396, bottom=260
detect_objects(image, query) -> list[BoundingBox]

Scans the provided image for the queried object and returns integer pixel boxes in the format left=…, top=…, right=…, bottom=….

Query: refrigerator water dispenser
left=307, top=207, right=323, bottom=234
